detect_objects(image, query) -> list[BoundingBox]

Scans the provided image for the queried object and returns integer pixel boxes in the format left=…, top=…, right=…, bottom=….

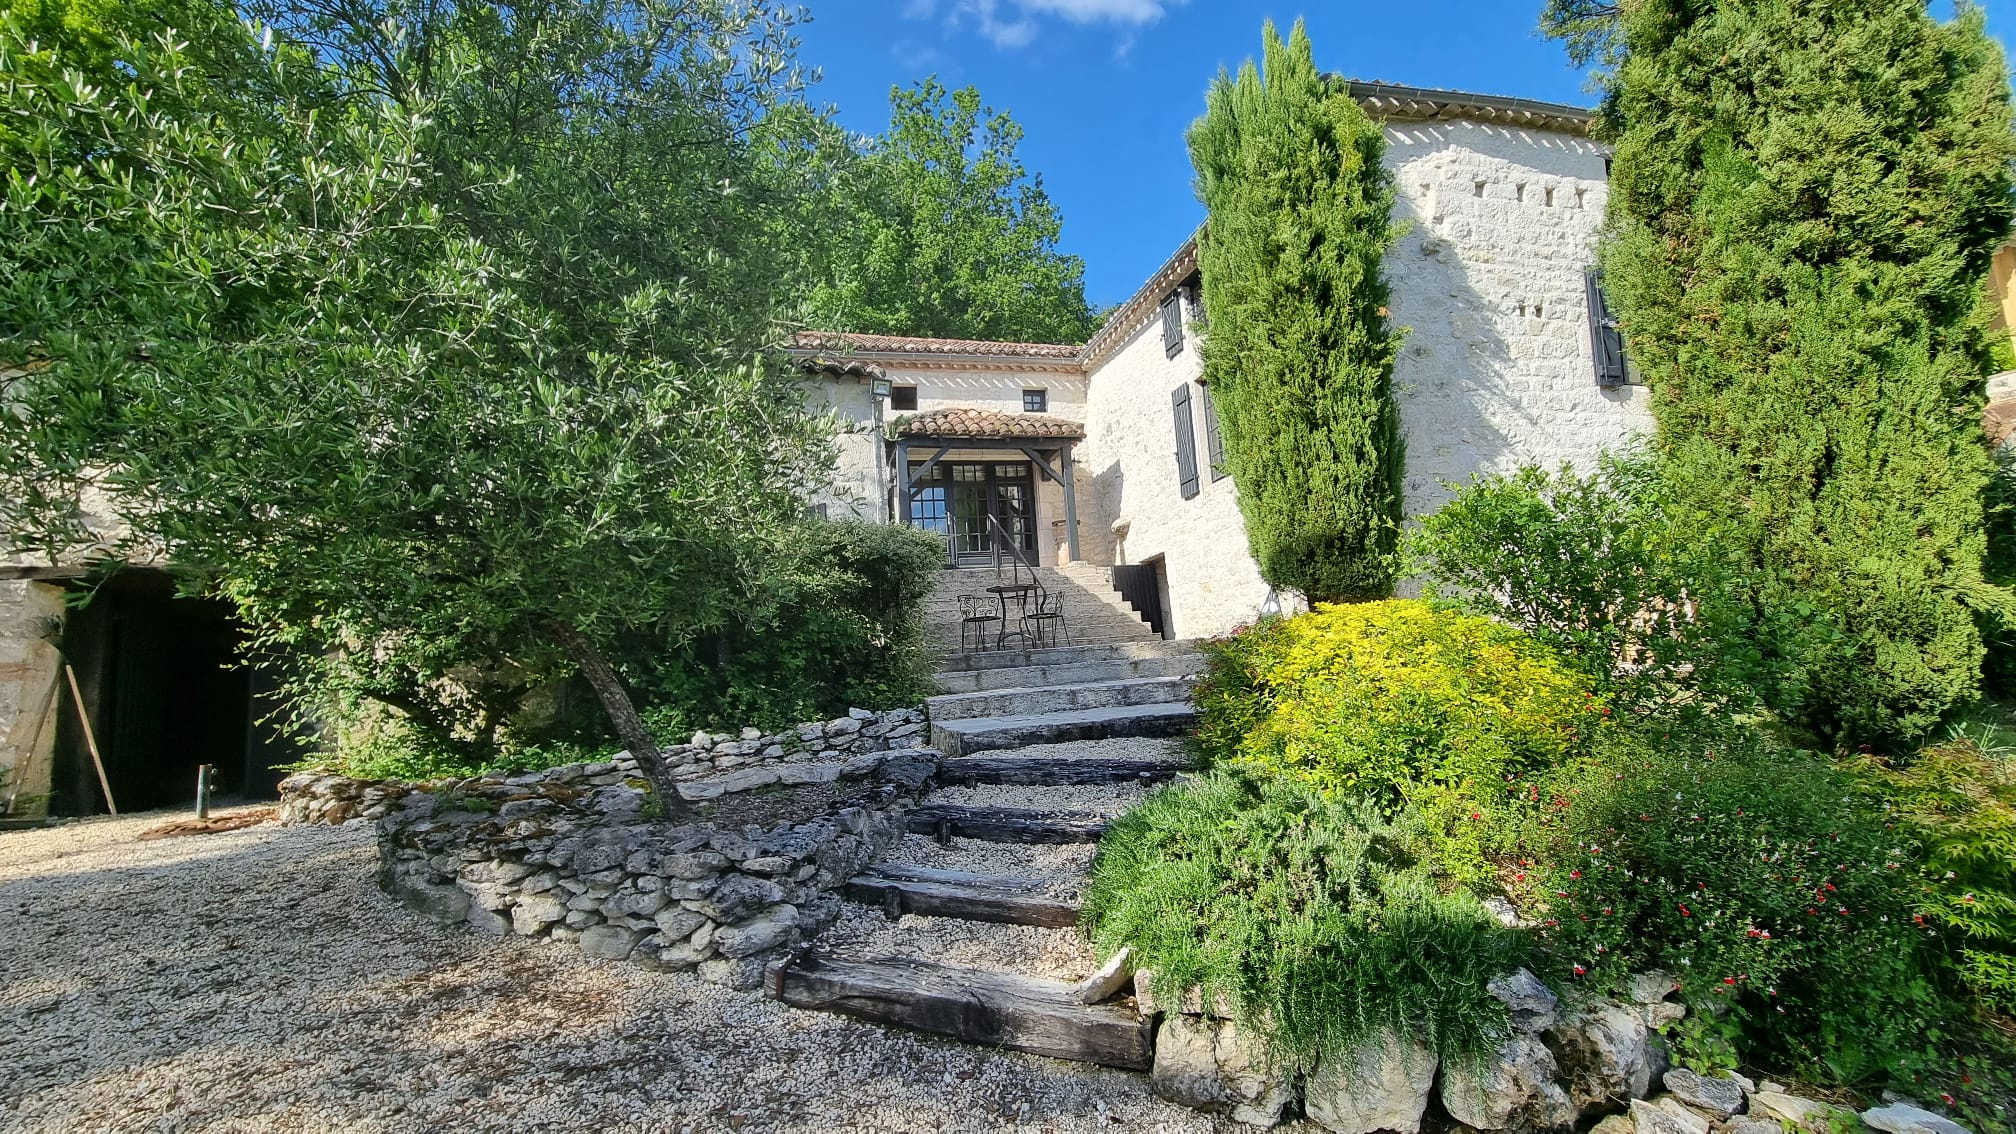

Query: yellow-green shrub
left=1195, top=601, right=1607, bottom=876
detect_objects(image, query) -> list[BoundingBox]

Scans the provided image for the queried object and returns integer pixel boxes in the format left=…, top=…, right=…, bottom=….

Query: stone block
left=1547, top=1002, right=1663, bottom=1110
left=713, top=905, right=799, bottom=959
left=603, top=889, right=669, bottom=919
left=1149, top=1016, right=1293, bottom=1127
left=510, top=891, right=568, bottom=934
left=465, top=904, right=510, bottom=936
left=1630, top=1098, right=1707, bottom=1134
left=1662, top=1070, right=1744, bottom=1118
left=694, top=875, right=786, bottom=923
left=1069, top=947, right=1134, bottom=1006
left=578, top=925, right=642, bottom=961
left=1304, top=1030, right=1437, bottom=1134
left=1752, top=1093, right=1860, bottom=1132
left=1861, top=1102, right=1972, bottom=1134
left=1440, top=1032, right=1576, bottom=1131
left=1487, top=968, right=1560, bottom=1033
left=653, top=907, right=707, bottom=941
left=699, top=954, right=771, bottom=990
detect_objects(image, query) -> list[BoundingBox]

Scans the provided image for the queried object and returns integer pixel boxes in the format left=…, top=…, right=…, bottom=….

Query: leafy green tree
left=1188, top=19, right=1406, bottom=603
left=0, top=2, right=831, bottom=804
left=792, top=79, right=1099, bottom=344
left=1565, top=0, right=2016, bottom=745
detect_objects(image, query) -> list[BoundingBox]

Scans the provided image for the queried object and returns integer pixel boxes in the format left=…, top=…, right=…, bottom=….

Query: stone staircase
left=762, top=576, right=1209, bottom=1070
left=922, top=564, right=1163, bottom=652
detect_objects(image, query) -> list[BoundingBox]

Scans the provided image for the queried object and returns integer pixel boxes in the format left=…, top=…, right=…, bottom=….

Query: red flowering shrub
left=1533, top=727, right=1944, bottom=1085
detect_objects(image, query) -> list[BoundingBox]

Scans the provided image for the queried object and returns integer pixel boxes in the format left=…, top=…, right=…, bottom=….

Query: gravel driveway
left=0, top=810, right=1245, bottom=1133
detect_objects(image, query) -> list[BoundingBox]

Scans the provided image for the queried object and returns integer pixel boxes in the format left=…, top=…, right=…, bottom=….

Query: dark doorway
left=53, top=571, right=296, bottom=815
left=1112, top=560, right=1170, bottom=639
left=909, top=461, right=1039, bottom=566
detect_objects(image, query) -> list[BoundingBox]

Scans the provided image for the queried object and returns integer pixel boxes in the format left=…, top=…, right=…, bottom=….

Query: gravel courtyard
left=0, top=810, right=1247, bottom=1133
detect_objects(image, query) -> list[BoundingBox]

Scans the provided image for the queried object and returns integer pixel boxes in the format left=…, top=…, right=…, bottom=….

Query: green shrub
left=1195, top=600, right=1606, bottom=880
left=286, top=718, right=599, bottom=782
left=1406, top=455, right=1826, bottom=724
left=1533, top=726, right=1947, bottom=1086
left=1189, top=20, right=1406, bottom=602
left=625, top=519, right=944, bottom=733
left=1084, top=771, right=1525, bottom=1070
left=1583, top=0, right=2015, bottom=747
left=1852, top=737, right=2016, bottom=1014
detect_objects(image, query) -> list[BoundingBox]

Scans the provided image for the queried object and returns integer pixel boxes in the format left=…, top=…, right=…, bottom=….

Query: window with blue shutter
left=1200, top=383, right=1227, bottom=481
left=1172, top=384, right=1200, bottom=499
left=1584, top=270, right=1630, bottom=388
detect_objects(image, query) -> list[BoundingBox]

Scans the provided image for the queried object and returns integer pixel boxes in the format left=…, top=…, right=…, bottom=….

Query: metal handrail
left=984, top=512, right=1039, bottom=591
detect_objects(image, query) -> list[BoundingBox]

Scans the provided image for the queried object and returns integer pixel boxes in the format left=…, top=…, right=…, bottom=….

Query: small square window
left=889, top=385, right=918, bottom=411
left=1023, top=389, right=1048, bottom=413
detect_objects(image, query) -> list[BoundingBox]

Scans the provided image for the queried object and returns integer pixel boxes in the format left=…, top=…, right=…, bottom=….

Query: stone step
left=938, top=639, right=1200, bottom=674
left=765, top=951, right=1154, bottom=1070
left=933, top=650, right=1204, bottom=694
left=926, top=675, right=1196, bottom=723
left=935, top=753, right=1189, bottom=788
left=905, top=803, right=1111, bottom=843
left=930, top=702, right=1198, bottom=758
left=841, top=866, right=1080, bottom=928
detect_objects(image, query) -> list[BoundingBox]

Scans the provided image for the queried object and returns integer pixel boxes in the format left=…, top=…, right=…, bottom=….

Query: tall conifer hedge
left=1587, top=0, right=2015, bottom=744
left=1189, top=21, right=1405, bottom=603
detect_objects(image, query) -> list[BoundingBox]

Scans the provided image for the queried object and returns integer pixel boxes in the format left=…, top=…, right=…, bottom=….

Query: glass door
left=912, top=461, right=1038, bottom=566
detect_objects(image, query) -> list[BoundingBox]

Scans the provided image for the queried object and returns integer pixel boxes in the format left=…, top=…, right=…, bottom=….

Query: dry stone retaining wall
left=372, top=745, right=935, bottom=989
left=1139, top=964, right=1789, bottom=1134
left=278, top=706, right=936, bottom=990
left=279, top=706, right=927, bottom=825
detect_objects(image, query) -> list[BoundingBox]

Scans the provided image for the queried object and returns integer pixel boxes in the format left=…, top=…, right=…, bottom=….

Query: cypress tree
left=1189, top=20, right=1405, bottom=603
left=1583, top=0, right=2015, bottom=744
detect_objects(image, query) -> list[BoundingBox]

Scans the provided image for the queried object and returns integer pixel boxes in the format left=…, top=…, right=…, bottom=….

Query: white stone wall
left=1381, top=120, right=1653, bottom=510
left=0, top=581, right=65, bottom=815
left=1077, top=117, right=1653, bottom=640
left=809, top=366, right=1091, bottom=565
left=1079, top=303, right=1285, bottom=640
left=806, top=377, right=884, bottom=522
left=898, top=369, right=1086, bottom=424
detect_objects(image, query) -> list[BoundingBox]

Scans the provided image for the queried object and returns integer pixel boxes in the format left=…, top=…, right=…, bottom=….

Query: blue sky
left=794, top=0, right=2010, bottom=318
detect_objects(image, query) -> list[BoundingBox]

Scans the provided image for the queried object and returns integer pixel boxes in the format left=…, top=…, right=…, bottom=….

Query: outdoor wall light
left=870, top=378, right=893, bottom=399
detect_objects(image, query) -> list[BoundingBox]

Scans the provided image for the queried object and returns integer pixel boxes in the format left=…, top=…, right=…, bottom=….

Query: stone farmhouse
left=8, top=79, right=2015, bottom=821
left=792, top=81, right=1652, bottom=642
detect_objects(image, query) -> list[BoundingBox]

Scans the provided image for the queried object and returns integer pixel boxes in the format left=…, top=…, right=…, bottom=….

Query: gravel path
left=0, top=809, right=1262, bottom=1133
left=883, top=835, right=1097, bottom=897
left=970, top=737, right=1193, bottom=764
left=816, top=904, right=1097, bottom=982
left=922, top=781, right=1155, bottom=817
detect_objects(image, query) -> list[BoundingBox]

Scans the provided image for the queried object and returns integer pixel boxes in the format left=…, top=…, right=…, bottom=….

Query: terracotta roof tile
left=896, top=407, right=1085, bottom=440
left=798, top=355, right=886, bottom=379
left=794, top=330, right=1082, bottom=360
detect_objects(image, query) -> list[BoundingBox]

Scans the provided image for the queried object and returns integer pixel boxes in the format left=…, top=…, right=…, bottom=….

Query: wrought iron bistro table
left=983, top=583, right=1039, bottom=650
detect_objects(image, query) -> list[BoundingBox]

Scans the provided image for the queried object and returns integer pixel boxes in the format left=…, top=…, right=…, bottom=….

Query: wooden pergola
left=890, top=408, right=1084, bottom=565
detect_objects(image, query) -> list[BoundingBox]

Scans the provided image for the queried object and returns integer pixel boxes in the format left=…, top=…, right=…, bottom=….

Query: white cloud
left=909, top=0, right=1181, bottom=50
left=1019, top=0, right=1171, bottom=24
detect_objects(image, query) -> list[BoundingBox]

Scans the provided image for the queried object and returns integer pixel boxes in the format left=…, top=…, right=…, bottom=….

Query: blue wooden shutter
left=1585, top=269, right=1628, bottom=388
left=1199, top=383, right=1226, bottom=481
left=1160, top=292, right=1185, bottom=358
left=1172, top=384, right=1200, bottom=499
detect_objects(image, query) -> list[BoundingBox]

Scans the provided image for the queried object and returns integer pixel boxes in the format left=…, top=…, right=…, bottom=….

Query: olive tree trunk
left=544, top=619, right=686, bottom=816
